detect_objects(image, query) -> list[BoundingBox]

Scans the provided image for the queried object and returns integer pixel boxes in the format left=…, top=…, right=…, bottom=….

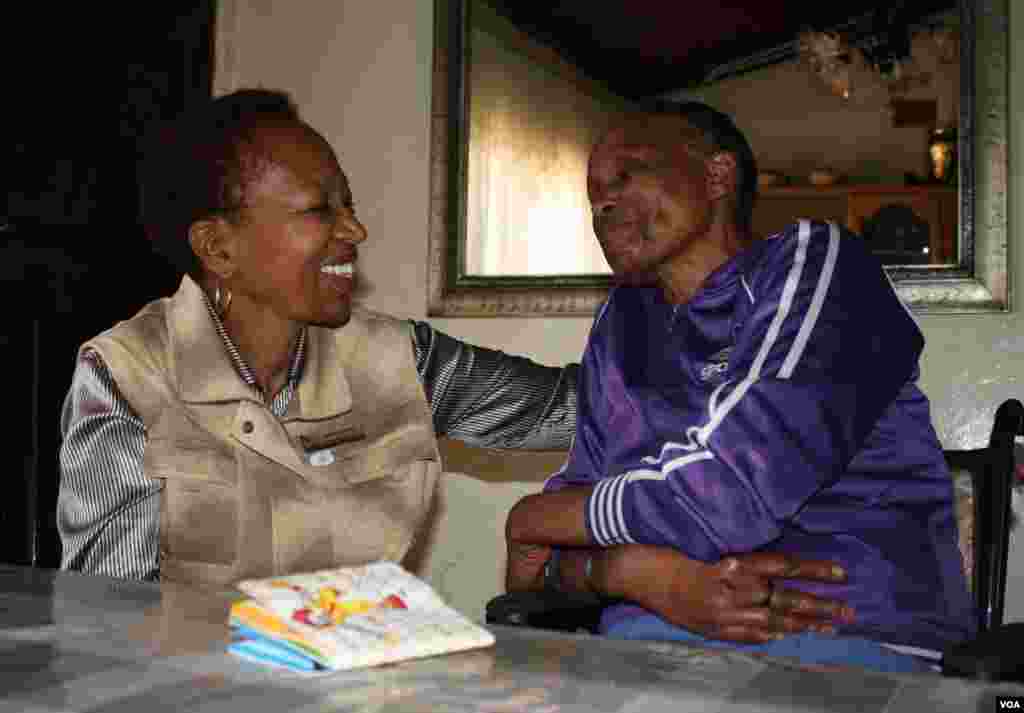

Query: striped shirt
left=58, top=298, right=577, bottom=582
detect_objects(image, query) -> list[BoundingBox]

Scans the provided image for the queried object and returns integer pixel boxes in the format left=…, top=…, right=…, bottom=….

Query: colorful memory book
left=228, top=561, right=495, bottom=672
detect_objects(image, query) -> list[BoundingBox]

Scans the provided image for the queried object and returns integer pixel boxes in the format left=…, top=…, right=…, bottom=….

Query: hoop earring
left=213, top=284, right=233, bottom=319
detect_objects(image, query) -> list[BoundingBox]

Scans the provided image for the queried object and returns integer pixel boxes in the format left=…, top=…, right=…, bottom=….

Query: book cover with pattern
left=228, top=561, right=494, bottom=672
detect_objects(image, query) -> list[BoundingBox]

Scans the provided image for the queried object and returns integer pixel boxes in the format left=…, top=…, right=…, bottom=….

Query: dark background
left=1, top=4, right=215, bottom=567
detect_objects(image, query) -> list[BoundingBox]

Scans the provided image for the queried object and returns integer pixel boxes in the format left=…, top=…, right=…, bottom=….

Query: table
left=1, top=566, right=1020, bottom=712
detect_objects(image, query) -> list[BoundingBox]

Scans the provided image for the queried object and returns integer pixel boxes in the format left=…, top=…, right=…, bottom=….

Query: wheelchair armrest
left=485, top=590, right=607, bottom=634
left=942, top=622, right=1024, bottom=682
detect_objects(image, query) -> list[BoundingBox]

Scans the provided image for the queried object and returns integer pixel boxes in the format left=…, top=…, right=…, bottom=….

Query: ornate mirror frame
left=427, top=0, right=1008, bottom=317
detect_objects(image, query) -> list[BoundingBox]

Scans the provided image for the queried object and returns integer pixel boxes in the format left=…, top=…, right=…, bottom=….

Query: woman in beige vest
left=59, top=88, right=578, bottom=588
left=58, top=89, right=846, bottom=641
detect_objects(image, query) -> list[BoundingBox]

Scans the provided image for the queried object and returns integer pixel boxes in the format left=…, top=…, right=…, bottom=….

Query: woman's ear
left=706, top=152, right=738, bottom=201
left=188, top=218, right=237, bottom=280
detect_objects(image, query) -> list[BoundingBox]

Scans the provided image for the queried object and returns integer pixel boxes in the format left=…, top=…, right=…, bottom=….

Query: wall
left=215, top=0, right=1023, bottom=621
left=215, top=0, right=435, bottom=320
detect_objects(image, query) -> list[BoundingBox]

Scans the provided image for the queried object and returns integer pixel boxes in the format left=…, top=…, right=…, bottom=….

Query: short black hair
left=138, top=88, right=302, bottom=280
left=643, top=99, right=758, bottom=234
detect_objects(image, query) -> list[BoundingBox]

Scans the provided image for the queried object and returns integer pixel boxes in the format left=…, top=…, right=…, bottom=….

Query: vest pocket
left=161, top=478, right=239, bottom=565
left=145, top=438, right=241, bottom=566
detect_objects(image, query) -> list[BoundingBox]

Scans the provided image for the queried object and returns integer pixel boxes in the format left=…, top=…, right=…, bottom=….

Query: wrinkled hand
left=611, top=546, right=855, bottom=644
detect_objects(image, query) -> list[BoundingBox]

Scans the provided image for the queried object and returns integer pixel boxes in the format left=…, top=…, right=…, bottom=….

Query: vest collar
left=294, top=316, right=354, bottom=421
left=168, top=276, right=352, bottom=418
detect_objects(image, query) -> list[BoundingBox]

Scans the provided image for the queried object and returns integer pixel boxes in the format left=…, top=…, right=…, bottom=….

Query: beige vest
left=84, top=277, right=440, bottom=588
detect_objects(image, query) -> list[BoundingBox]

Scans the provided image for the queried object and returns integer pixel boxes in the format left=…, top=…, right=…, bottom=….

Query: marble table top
left=0, top=565, right=1021, bottom=712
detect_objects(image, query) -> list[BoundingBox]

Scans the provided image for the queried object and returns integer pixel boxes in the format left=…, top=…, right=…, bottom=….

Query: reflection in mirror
left=427, top=0, right=1007, bottom=316
left=463, top=1, right=622, bottom=278
left=675, top=10, right=961, bottom=269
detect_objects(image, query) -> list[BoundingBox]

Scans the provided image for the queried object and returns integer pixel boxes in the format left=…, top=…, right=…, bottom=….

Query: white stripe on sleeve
left=695, top=219, right=813, bottom=445
left=590, top=475, right=636, bottom=545
left=779, top=221, right=840, bottom=378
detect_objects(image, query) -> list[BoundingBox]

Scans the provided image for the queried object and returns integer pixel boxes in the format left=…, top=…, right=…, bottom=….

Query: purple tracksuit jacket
left=546, top=220, right=976, bottom=652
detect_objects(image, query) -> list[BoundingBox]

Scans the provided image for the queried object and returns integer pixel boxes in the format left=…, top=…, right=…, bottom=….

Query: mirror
left=427, top=0, right=1008, bottom=316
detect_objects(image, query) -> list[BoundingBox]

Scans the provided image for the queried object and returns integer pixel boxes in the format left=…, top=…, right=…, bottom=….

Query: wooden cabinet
left=753, top=185, right=957, bottom=264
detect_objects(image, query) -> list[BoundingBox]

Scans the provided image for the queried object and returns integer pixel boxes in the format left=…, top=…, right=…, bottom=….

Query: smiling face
left=222, top=120, right=367, bottom=330
left=587, top=116, right=714, bottom=278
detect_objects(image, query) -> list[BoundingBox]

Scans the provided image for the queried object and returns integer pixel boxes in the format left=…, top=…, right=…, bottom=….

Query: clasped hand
left=617, top=546, right=855, bottom=644
left=508, top=542, right=854, bottom=644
